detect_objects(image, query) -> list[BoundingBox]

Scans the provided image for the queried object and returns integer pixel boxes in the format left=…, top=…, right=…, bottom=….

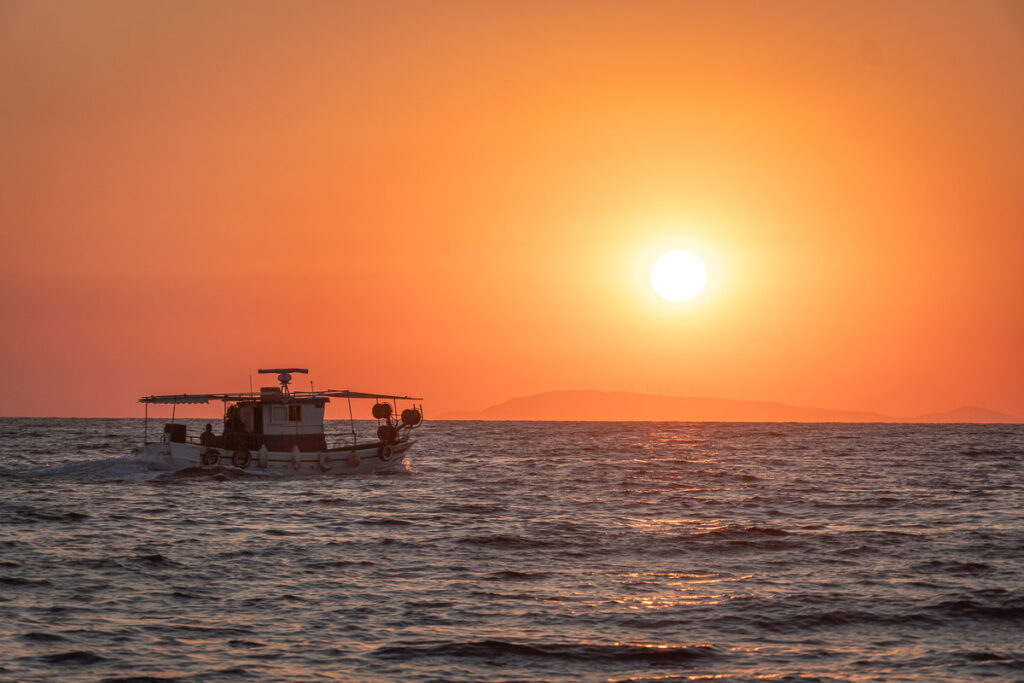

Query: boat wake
left=19, top=455, right=412, bottom=482
left=20, top=454, right=172, bottom=481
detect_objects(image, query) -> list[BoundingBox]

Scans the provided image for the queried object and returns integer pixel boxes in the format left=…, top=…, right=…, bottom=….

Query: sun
left=651, top=250, right=707, bottom=301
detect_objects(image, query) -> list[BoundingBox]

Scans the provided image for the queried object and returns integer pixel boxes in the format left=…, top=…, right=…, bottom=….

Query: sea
left=1, top=419, right=1022, bottom=682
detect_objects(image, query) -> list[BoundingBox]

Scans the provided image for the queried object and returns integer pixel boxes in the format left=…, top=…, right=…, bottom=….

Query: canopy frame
left=139, top=390, right=423, bottom=404
left=139, top=388, right=423, bottom=446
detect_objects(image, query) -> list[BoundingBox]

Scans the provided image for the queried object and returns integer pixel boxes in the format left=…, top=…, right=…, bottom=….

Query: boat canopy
left=139, top=390, right=423, bottom=404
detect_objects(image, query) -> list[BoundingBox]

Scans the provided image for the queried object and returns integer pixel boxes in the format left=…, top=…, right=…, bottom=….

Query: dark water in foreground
left=1, top=419, right=1023, bottom=682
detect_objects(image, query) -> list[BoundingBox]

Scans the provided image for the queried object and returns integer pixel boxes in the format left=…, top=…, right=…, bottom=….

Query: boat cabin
left=226, top=387, right=328, bottom=452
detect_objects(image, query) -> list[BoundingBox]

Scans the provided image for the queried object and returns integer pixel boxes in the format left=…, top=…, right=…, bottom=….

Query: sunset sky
left=1, top=0, right=1021, bottom=418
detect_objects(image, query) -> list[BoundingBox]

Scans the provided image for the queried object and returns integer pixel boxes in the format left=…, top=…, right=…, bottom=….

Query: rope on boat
left=348, top=396, right=357, bottom=449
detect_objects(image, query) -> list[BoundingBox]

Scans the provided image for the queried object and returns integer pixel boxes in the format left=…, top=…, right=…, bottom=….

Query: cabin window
left=288, top=405, right=302, bottom=422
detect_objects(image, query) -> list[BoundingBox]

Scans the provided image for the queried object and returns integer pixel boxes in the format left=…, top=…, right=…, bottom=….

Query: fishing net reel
left=373, top=402, right=424, bottom=444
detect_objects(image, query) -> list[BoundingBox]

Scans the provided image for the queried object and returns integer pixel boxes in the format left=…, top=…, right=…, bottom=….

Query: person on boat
left=223, top=406, right=247, bottom=449
left=199, top=423, right=217, bottom=446
left=224, top=406, right=240, bottom=432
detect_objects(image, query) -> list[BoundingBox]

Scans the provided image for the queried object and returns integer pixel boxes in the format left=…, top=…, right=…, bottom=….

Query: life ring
left=346, top=453, right=360, bottom=468
left=232, top=449, right=252, bottom=469
left=378, top=444, right=393, bottom=462
left=202, top=449, right=220, bottom=466
left=290, top=445, right=302, bottom=471
left=257, top=445, right=269, bottom=469
left=318, top=453, right=331, bottom=472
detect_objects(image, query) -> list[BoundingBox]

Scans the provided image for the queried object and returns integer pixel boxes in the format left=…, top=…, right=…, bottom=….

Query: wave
left=355, top=518, right=414, bottom=526
left=133, top=552, right=178, bottom=566
left=439, top=502, right=507, bottom=514
left=38, top=650, right=109, bottom=665
left=926, top=595, right=1024, bottom=622
left=695, top=525, right=789, bottom=538
left=0, top=503, right=89, bottom=524
left=458, top=534, right=556, bottom=548
left=912, top=559, right=993, bottom=576
left=373, top=639, right=718, bottom=664
left=960, top=449, right=1022, bottom=458
left=738, top=593, right=1024, bottom=631
left=0, top=576, right=52, bottom=587
left=20, top=632, right=69, bottom=642
left=487, top=570, right=549, bottom=581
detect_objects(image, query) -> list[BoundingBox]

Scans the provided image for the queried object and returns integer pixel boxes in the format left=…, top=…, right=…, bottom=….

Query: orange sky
left=1, top=0, right=1022, bottom=418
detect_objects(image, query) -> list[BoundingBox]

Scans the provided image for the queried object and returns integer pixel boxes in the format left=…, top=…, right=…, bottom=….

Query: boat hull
left=131, top=439, right=413, bottom=475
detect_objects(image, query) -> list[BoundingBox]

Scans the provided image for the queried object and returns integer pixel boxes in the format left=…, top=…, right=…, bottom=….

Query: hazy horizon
left=441, top=389, right=1022, bottom=423
left=3, top=387, right=1018, bottom=423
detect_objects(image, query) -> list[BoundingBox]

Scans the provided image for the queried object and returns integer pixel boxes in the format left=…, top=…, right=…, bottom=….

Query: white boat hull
left=131, top=439, right=414, bottom=475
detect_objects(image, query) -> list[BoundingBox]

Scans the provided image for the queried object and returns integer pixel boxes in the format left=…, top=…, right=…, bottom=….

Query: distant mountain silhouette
left=439, top=390, right=889, bottom=422
left=439, top=391, right=1022, bottom=423
left=904, top=406, right=1021, bottom=423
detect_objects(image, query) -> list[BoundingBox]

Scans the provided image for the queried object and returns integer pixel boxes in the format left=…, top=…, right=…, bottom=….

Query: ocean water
left=1, top=419, right=1022, bottom=682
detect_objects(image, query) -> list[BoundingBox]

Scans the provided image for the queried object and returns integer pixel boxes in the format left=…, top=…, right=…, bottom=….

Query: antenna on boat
left=258, top=368, right=308, bottom=395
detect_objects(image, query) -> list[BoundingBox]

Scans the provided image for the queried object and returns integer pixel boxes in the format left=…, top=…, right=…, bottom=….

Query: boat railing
left=158, top=431, right=263, bottom=450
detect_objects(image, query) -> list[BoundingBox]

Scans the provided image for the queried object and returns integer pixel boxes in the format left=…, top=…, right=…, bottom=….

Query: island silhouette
left=439, top=391, right=1021, bottom=423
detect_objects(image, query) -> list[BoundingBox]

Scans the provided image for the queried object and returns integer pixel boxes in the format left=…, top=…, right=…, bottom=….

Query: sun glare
left=651, top=250, right=707, bottom=302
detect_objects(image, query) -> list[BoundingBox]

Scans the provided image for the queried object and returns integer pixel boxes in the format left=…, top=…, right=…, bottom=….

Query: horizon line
left=0, top=416, right=1020, bottom=425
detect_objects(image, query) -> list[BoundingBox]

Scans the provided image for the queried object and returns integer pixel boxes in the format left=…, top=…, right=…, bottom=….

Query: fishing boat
left=132, top=368, right=423, bottom=474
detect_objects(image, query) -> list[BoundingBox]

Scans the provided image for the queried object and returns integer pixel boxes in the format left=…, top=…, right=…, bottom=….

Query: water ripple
left=0, top=419, right=1021, bottom=681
